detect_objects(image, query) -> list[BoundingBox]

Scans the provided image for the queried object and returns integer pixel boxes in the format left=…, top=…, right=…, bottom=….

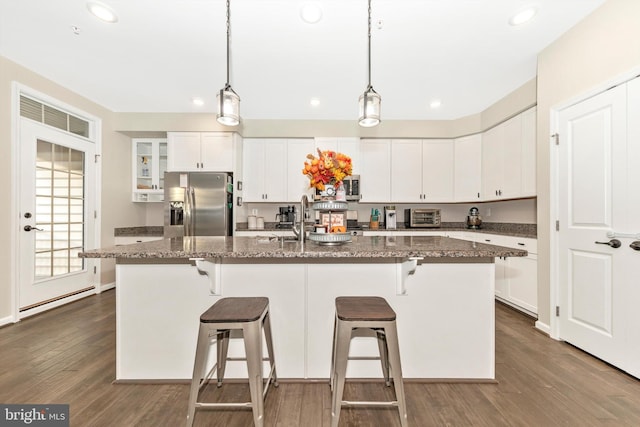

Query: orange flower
left=302, top=148, right=352, bottom=191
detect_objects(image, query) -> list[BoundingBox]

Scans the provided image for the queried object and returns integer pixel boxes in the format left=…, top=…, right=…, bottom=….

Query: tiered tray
left=308, top=200, right=351, bottom=246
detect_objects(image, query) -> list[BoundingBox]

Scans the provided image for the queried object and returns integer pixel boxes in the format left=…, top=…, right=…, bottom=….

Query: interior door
left=19, top=119, right=97, bottom=311
left=557, top=83, right=628, bottom=369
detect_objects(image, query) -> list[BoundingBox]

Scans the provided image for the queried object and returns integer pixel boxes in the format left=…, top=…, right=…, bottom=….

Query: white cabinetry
left=243, top=138, right=315, bottom=202
left=465, top=233, right=537, bottom=316
left=390, top=139, right=454, bottom=203
left=286, top=139, right=316, bottom=201
left=359, top=139, right=391, bottom=202
left=454, top=134, right=482, bottom=202
left=132, top=138, right=167, bottom=202
left=167, top=132, right=237, bottom=172
left=314, top=137, right=361, bottom=174
left=243, top=138, right=287, bottom=202
left=481, top=107, right=536, bottom=201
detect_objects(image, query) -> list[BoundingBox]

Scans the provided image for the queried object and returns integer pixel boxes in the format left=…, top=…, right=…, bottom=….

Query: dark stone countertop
left=80, top=235, right=527, bottom=260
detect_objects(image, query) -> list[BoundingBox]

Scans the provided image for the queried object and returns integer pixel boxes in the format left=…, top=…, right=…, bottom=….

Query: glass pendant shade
left=216, top=87, right=240, bottom=126
left=358, top=88, right=381, bottom=127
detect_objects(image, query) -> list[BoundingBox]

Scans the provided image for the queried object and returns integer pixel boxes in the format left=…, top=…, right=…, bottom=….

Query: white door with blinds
left=18, top=117, right=97, bottom=311
left=556, top=77, right=640, bottom=379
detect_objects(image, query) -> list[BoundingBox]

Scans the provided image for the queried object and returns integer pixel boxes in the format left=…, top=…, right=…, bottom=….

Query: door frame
left=549, top=66, right=640, bottom=340
left=10, top=82, right=103, bottom=322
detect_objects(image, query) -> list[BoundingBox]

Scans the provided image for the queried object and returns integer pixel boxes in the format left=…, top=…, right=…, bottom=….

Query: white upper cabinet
left=481, top=107, right=536, bottom=201
left=359, top=139, right=392, bottom=203
left=520, top=106, right=537, bottom=197
left=314, top=137, right=361, bottom=174
left=131, top=138, right=167, bottom=202
left=167, top=132, right=235, bottom=172
left=390, top=139, right=454, bottom=203
left=243, top=138, right=314, bottom=202
left=287, top=139, right=316, bottom=201
left=454, top=134, right=482, bottom=202
left=243, top=138, right=287, bottom=202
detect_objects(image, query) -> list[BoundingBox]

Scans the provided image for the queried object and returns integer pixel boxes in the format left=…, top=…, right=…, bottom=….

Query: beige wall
left=537, top=0, right=640, bottom=328
left=114, top=78, right=535, bottom=138
left=0, top=56, right=146, bottom=320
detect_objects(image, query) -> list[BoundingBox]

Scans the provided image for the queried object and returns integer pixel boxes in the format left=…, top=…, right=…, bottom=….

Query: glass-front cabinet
left=132, top=138, right=167, bottom=202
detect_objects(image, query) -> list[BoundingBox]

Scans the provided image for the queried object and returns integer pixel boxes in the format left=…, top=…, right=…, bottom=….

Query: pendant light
left=217, top=0, right=240, bottom=126
left=358, top=0, right=380, bottom=127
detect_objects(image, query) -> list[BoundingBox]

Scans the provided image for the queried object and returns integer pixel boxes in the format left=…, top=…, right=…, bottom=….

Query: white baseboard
left=0, top=315, right=16, bottom=327
left=19, top=288, right=96, bottom=320
left=535, top=320, right=551, bottom=336
left=100, top=282, right=115, bottom=292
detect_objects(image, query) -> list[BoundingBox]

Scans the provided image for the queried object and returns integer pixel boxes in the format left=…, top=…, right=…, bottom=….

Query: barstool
left=330, top=296, right=408, bottom=427
left=186, top=297, right=278, bottom=427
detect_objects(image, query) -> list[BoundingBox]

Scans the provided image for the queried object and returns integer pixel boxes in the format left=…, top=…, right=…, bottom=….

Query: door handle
left=24, top=225, right=44, bottom=232
left=595, top=239, right=622, bottom=248
left=630, top=241, right=640, bottom=251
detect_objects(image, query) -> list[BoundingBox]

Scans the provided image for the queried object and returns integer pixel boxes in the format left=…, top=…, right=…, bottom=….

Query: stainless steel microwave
left=404, top=208, right=441, bottom=228
left=342, top=175, right=361, bottom=201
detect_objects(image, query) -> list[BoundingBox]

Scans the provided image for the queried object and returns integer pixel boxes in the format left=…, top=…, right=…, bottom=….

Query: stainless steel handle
left=630, top=241, right=640, bottom=251
left=24, top=225, right=43, bottom=232
left=595, top=239, right=622, bottom=248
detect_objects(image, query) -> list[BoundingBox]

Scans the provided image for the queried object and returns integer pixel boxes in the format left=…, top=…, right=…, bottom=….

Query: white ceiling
left=0, top=0, right=606, bottom=121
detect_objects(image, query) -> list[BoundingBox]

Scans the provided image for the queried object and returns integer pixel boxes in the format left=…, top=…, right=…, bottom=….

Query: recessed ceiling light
left=310, top=98, right=320, bottom=107
left=430, top=99, right=442, bottom=109
left=300, top=2, right=323, bottom=24
left=509, top=7, right=537, bottom=26
left=86, top=1, right=119, bottom=23
left=192, top=98, right=205, bottom=106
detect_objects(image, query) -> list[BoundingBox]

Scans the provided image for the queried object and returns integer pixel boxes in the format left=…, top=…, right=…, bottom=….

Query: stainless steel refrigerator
left=164, top=172, right=233, bottom=237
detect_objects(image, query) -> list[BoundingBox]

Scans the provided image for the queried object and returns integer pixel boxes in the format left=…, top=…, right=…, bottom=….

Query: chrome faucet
left=292, top=194, right=309, bottom=247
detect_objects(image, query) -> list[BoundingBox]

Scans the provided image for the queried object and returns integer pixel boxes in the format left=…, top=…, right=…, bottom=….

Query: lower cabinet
left=467, top=233, right=538, bottom=317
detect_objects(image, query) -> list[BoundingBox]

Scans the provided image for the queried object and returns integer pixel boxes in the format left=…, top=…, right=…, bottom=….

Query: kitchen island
left=80, top=235, right=526, bottom=382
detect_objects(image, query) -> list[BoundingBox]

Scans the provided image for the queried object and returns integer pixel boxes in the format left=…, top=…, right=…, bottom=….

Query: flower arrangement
left=302, top=148, right=353, bottom=191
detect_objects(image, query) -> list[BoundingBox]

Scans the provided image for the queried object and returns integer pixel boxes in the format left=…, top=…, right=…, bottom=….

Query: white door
left=19, top=119, right=97, bottom=311
left=557, top=82, right=636, bottom=375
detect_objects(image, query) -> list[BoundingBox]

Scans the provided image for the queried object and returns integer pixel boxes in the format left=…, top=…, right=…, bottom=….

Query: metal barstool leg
left=262, top=311, right=279, bottom=387
left=331, top=320, right=352, bottom=427
left=186, top=324, right=211, bottom=427
left=376, top=329, right=391, bottom=386
left=216, top=329, right=230, bottom=387
left=243, top=320, right=265, bottom=427
left=329, top=314, right=337, bottom=391
left=384, top=324, right=408, bottom=427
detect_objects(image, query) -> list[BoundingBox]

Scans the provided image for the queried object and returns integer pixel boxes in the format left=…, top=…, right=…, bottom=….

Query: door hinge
left=552, top=133, right=559, bottom=145
left=94, top=154, right=101, bottom=163
left=556, top=306, right=560, bottom=317
left=556, top=220, right=560, bottom=231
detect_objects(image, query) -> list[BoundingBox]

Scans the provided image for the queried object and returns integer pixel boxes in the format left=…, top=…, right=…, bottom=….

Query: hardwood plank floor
left=1, top=290, right=639, bottom=426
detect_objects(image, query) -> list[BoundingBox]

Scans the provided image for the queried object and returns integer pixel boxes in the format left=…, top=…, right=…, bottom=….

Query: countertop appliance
left=385, top=205, right=397, bottom=229
left=466, top=207, right=482, bottom=229
left=164, top=172, right=233, bottom=237
left=276, top=206, right=296, bottom=229
left=404, top=208, right=441, bottom=228
left=343, top=175, right=361, bottom=201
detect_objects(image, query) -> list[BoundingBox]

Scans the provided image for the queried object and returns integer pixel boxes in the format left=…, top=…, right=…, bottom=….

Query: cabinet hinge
left=556, top=306, right=560, bottom=317
left=552, top=133, right=559, bottom=145
left=556, top=220, right=560, bottom=231
left=94, top=154, right=101, bottom=163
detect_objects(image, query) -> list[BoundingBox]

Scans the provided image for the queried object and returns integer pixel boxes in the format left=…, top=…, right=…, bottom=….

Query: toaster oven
left=404, top=208, right=441, bottom=228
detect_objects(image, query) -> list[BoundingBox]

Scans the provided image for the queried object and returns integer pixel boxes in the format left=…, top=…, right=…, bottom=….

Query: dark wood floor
left=1, top=290, right=639, bottom=426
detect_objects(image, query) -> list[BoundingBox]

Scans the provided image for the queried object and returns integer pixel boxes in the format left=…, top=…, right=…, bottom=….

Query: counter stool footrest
left=341, top=400, right=400, bottom=407
left=196, top=401, right=253, bottom=409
